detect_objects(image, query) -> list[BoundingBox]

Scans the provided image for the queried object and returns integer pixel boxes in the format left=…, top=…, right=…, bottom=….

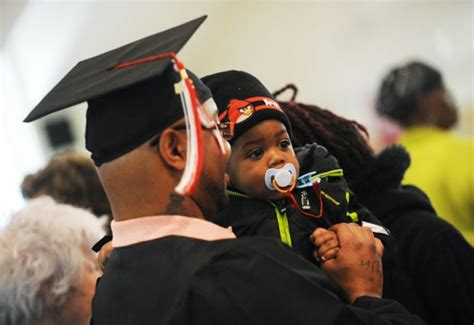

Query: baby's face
left=227, top=120, right=300, bottom=201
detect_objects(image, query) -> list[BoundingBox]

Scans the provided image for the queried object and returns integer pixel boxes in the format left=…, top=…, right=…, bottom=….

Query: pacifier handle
left=272, top=176, right=296, bottom=194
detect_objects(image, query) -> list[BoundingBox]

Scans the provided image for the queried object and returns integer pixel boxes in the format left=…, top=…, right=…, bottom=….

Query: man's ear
left=158, top=128, right=187, bottom=170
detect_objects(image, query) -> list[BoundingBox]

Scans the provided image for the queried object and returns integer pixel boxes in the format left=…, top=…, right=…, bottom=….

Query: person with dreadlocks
left=376, top=61, right=473, bottom=245
left=202, top=70, right=393, bottom=268
left=275, top=83, right=474, bottom=325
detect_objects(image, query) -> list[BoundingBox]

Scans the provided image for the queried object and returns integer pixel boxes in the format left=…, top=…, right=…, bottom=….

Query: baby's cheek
left=290, top=156, right=301, bottom=176
left=248, top=179, right=267, bottom=196
left=247, top=179, right=269, bottom=198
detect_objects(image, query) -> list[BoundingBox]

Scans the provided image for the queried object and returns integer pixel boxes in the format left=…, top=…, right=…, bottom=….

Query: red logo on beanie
left=219, top=97, right=281, bottom=125
left=226, top=99, right=255, bottom=124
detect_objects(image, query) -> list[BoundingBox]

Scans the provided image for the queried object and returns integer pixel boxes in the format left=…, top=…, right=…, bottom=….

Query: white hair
left=0, top=197, right=105, bottom=325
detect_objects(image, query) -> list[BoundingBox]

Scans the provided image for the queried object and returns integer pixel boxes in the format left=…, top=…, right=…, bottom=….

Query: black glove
left=295, top=143, right=340, bottom=175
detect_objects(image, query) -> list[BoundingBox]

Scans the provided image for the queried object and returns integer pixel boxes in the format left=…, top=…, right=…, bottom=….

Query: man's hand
left=320, top=223, right=384, bottom=303
left=98, top=241, right=113, bottom=271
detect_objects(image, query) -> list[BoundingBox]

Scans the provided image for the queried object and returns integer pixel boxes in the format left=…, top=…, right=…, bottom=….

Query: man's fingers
left=374, top=238, right=384, bottom=257
left=98, top=241, right=113, bottom=271
left=317, top=238, right=339, bottom=257
left=328, top=223, right=359, bottom=245
left=362, top=226, right=375, bottom=238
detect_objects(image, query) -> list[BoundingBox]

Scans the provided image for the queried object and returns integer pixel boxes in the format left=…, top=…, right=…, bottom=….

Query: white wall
left=1, top=0, right=472, bottom=223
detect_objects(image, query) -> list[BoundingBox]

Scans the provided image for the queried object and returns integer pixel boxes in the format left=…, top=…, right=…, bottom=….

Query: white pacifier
left=264, top=163, right=297, bottom=193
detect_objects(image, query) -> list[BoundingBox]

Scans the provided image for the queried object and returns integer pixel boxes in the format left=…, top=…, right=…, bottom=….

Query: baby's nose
left=268, top=150, right=286, bottom=168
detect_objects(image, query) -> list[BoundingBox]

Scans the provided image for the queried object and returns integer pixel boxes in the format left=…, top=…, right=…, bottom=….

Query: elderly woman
left=0, top=197, right=105, bottom=325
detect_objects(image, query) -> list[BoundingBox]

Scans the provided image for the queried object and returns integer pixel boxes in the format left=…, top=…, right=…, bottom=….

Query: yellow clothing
left=400, top=127, right=474, bottom=244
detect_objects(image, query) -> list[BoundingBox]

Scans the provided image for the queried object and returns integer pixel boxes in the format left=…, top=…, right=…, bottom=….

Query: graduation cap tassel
left=174, top=70, right=204, bottom=196
left=115, top=52, right=205, bottom=196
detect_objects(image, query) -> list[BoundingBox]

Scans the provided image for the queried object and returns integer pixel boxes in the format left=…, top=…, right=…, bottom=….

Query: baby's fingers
left=310, top=228, right=335, bottom=247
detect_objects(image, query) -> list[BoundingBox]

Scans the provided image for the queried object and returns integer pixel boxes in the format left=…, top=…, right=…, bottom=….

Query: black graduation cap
left=24, top=15, right=211, bottom=166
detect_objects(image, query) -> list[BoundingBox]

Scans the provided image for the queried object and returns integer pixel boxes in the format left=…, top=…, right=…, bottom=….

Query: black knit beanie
left=202, top=70, right=292, bottom=143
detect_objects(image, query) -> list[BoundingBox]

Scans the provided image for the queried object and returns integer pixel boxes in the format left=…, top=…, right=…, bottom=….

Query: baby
left=203, top=70, right=390, bottom=264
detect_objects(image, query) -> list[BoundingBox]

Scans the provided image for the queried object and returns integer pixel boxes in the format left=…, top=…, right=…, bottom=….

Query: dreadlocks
left=273, top=84, right=375, bottom=193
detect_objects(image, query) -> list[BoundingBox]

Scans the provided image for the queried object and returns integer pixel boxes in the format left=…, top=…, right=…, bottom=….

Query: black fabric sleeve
left=183, top=242, right=426, bottom=325
left=412, top=226, right=474, bottom=325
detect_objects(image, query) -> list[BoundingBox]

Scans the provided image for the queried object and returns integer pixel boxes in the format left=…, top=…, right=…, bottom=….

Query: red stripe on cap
left=114, top=52, right=185, bottom=70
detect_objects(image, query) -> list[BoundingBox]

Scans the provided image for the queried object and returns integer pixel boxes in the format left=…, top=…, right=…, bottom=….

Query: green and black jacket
left=215, top=143, right=393, bottom=265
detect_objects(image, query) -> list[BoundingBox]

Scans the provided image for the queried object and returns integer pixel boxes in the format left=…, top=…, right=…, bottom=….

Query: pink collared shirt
left=111, top=215, right=236, bottom=248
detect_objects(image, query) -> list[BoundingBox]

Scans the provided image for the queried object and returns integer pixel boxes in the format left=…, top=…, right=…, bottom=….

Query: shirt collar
left=400, top=126, right=447, bottom=144
left=111, top=215, right=236, bottom=247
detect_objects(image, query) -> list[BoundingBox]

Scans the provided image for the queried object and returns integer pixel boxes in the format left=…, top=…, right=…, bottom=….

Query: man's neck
left=163, top=193, right=190, bottom=215
left=112, top=192, right=205, bottom=221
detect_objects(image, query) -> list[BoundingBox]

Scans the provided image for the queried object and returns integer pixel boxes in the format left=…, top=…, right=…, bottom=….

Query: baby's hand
left=310, top=228, right=340, bottom=262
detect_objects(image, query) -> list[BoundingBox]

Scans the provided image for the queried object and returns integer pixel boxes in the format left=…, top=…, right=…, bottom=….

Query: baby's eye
left=279, top=139, right=292, bottom=149
left=247, top=148, right=264, bottom=159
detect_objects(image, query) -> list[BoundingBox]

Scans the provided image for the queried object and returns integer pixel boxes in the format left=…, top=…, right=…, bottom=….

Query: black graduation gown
left=355, top=146, right=474, bottom=325
left=92, top=236, right=424, bottom=324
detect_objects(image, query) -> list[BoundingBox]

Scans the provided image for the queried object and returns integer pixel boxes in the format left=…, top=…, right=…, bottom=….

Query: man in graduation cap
left=24, top=16, right=425, bottom=324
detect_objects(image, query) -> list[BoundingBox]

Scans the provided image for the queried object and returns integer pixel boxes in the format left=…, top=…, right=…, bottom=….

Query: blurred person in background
left=0, top=197, right=105, bottom=325
left=21, top=150, right=112, bottom=233
left=275, top=84, right=474, bottom=325
left=376, top=61, right=473, bottom=244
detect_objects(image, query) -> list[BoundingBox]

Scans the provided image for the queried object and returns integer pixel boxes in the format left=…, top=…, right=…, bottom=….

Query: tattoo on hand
left=164, top=193, right=187, bottom=215
left=360, top=260, right=381, bottom=273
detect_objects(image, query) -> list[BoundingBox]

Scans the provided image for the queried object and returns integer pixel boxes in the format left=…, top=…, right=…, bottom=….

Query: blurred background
left=1, top=0, right=472, bottom=225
